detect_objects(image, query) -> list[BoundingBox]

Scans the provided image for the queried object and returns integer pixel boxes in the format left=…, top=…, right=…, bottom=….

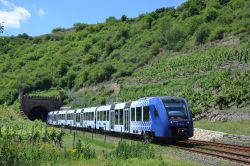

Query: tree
left=195, top=24, right=210, bottom=44
left=0, top=22, right=4, bottom=33
left=205, top=8, right=218, bottom=22
left=121, top=15, right=128, bottom=22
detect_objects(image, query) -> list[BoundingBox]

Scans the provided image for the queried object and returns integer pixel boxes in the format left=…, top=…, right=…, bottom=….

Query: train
left=47, top=96, right=193, bottom=142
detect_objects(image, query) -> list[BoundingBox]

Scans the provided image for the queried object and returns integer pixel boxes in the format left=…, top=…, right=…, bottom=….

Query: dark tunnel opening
left=28, top=106, right=48, bottom=122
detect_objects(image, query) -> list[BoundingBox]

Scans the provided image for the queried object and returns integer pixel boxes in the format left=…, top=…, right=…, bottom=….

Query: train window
left=76, top=113, right=80, bottom=122
left=101, top=111, right=103, bottom=121
left=97, top=112, right=99, bottom=121
left=136, top=107, right=142, bottom=121
left=86, top=113, right=88, bottom=121
left=154, top=107, right=159, bottom=118
left=107, top=110, right=109, bottom=121
left=101, top=111, right=104, bottom=121
left=131, top=108, right=135, bottom=121
left=90, top=112, right=92, bottom=120
left=92, top=112, right=94, bottom=120
left=143, top=106, right=150, bottom=121
left=119, top=109, right=123, bottom=125
left=115, top=109, right=119, bottom=125
left=104, top=111, right=106, bottom=121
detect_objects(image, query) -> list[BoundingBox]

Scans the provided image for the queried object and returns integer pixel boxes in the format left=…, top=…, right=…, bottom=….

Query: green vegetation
left=194, top=120, right=250, bottom=136
left=0, top=0, right=249, bottom=115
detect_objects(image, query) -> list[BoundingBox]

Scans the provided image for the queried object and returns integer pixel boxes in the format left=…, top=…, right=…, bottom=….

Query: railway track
left=174, top=140, right=250, bottom=165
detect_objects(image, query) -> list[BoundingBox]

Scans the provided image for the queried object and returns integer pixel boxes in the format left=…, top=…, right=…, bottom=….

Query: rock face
left=191, top=128, right=250, bottom=142
left=191, top=128, right=225, bottom=141
left=193, top=109, right=250, bottom=122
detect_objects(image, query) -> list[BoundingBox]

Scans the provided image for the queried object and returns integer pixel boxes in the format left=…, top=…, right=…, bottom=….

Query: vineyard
left=119, top=45, right=250, bottom=115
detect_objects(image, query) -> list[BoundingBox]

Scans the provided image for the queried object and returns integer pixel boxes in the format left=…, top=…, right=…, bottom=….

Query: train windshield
left=161, top=98, right=187, bottom=118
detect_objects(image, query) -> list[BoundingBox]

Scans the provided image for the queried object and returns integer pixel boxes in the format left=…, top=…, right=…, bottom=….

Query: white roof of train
left=67, top=109, right=75, bottom=114
left=97, top=105, right=111, bottom=111
left=76, top=108, right=83, bottom=113
left=114, top=102, right=126, bottom=109
left=84, top=107, right=97, bottom=112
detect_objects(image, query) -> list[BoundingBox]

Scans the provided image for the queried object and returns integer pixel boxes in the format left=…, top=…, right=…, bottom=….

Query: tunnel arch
left=28, top=106, right=48, bottom=122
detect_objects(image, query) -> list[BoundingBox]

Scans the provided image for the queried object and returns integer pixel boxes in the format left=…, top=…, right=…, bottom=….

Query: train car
left=47, top=96, right=193, bottom=142
left=75, top=108, right=83, bottom=127
left=83, top=107, right=96, bottom=129
left=58, top=110, right=67, bottom=125
left=50, top=111, right=58, bottom=125
left=110, top=102, right=127, bottom=132
left=129, top=98, right=151, bottom=135
left=66, top=109, right=75, bottom=126
left=96, top=105, right=111, bottom=131
left=138, top=96, right=193, bottom=141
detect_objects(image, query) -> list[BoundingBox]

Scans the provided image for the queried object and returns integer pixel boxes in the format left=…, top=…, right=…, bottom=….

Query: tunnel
left=28, top=106, right=48, bottom=122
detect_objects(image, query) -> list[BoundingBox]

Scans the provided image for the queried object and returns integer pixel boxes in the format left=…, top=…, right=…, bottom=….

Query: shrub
left=205, top=8, right=218, bottom=22
left=195, top=24, right=210, bottom=44
left=219, top=0, right=230, bottom=5
left=75, top=139, right=96, bottom=159
left=109, top=141, right=155, bottom=160
left=210, top=28, right=225, bottom=41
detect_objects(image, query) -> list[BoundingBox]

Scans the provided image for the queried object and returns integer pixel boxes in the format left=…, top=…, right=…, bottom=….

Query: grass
left=194, top=120, right=250, bottom=136
left=62, top=129, right=202, bottom=166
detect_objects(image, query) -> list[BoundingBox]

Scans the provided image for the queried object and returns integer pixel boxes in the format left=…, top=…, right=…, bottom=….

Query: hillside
left=0, top=0, right=249, bottom=115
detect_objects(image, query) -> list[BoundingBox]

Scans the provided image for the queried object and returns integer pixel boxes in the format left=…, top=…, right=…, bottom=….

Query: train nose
left=177, top=128, right=187, bottom=135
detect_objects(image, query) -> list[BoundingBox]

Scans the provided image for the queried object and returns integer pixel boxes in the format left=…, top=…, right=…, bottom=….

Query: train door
left=110, top=110, right=115, bottom=130
left=124, top=108, right=130, bottom=132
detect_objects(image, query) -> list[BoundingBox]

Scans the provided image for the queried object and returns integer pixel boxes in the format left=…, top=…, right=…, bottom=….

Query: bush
left=205, top=8, right=218, bottom=22
left=210, top=28, right=225, bottom=41
left=219, top=0, right=230, bottom=5
left=109, top=141, right=155, bottom=160
left=195, top=24, right=210, bottom=44
left=75, top=140, right=96, bottom=159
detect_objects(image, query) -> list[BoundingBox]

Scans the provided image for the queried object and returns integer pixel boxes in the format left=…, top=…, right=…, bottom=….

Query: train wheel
left=143, top=131, right=154, bottom=143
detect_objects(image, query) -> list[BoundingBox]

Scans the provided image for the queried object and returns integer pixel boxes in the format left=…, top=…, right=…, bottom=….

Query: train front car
left=150, top=96, right=193, bottom=141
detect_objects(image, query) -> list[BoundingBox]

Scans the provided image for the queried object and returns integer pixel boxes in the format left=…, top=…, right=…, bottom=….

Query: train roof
left=58, top=110, right=67, bottom=114
left=76, top=108, right=83, bottom=113
left=66, top=109, right=75, bottom=113
left=97, top=105, right=112, bottom=111
left=114, top=102, right=127, bottom=109
left=160, top=96, right=185, bottom=102
left=84, top=107, right=97, bottom=112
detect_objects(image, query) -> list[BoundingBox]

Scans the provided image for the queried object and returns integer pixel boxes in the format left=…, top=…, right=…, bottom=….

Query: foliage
left=75, top=139, right=96, bottom=159
left=195, top=24, right=210, bottom=44
left=109, top=141, right=155, bottom=160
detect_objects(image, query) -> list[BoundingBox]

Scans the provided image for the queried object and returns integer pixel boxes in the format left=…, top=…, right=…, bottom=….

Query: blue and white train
left=47, top=96, right=193, bottom=141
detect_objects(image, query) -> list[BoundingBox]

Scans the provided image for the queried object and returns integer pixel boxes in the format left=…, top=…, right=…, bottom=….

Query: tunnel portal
left=28, top=106, right=48, bottom=122
left=19, top=92, right=62, bottom=121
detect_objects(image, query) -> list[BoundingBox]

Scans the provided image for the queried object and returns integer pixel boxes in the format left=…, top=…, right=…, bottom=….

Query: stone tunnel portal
left=28, top=106, right=48, bottom=122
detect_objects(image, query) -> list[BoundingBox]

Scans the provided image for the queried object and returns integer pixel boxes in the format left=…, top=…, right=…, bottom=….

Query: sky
left=0, top=0, right=186, bottom=36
